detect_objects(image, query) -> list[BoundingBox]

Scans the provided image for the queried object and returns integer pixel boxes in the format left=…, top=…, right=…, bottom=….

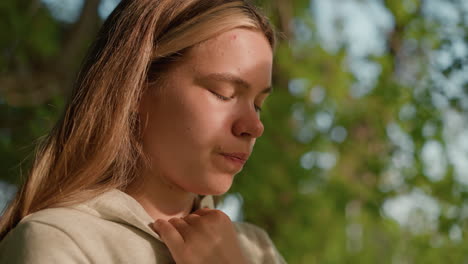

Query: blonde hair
left=0, top=0, right=276, bottom=240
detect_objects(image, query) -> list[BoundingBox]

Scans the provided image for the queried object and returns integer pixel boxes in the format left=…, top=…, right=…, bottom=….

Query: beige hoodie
left=0, top=189, right=286, bottom=263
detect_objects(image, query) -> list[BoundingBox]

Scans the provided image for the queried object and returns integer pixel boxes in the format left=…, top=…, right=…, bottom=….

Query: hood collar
left=72, top=189, right=215, bottom=243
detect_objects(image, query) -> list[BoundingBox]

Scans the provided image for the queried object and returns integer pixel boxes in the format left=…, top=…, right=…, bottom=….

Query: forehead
left=184, top=28, right=273, bottom=77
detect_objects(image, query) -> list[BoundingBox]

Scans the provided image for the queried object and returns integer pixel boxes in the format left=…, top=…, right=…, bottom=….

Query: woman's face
left=139, top=28, right=273, bottom=195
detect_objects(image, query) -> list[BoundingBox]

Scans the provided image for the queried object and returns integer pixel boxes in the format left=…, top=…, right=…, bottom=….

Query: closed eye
left=210, top=90, right=262, bottom=113
left=210, top=90, right=230, bottom=101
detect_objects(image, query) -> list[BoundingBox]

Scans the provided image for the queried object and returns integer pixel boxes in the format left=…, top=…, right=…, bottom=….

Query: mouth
left=220, top=152, right=249, bottom=164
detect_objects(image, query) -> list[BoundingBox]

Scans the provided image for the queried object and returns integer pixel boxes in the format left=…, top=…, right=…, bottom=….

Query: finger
left=183, top=213, right=201, bottom=220
left=168, top=217, right=191, bottom=238
left=192, top=208, right=229, bottom=220
left=191, top=207, right=214, bottom=216
left=152, top=219, right=184, bottom=253
left=182, top=213, right=201, bottom=225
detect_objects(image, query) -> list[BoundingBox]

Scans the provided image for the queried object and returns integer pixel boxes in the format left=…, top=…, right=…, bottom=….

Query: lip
left=220, top=152, right=249, bottom=164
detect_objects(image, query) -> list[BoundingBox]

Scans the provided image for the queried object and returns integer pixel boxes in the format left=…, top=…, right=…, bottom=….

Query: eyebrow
left=196, top=72, right=273, bottom=94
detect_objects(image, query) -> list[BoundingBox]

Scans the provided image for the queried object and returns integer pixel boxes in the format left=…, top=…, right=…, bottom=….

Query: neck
left=124, top=169, right=198, bottom=221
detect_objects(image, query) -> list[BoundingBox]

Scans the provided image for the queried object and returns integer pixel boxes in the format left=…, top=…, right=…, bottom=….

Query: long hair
left=0, top=0, right=276, bottom=240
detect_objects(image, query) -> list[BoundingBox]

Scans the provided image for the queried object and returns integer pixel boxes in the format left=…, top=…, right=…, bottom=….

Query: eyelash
left=210, top=91, right=262, bottom=112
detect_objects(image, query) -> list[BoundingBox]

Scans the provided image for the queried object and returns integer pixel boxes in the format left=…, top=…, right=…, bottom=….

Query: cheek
left=141, top=90, right=232, bottom=160
left=179, top=94, right=232, bottom=148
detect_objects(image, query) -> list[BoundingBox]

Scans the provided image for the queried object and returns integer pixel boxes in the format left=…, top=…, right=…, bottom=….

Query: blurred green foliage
left=1, top=0, right=468, bottom=263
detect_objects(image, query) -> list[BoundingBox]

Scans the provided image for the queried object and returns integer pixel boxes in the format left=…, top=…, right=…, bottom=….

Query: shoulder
left=233, top=221, right=287, bottom=264
left=0, top=209, right=90, bottom=263
left=19, top=206, right=91, bottom=227
left=3, top=207, right=97, bottom=247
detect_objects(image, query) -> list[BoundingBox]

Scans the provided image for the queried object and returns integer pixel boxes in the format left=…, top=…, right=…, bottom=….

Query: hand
left=151, top=208, right=249, bottom=264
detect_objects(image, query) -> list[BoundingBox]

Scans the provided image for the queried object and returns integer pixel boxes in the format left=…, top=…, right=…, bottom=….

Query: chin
left=194, top=184, right=231, bottom=196
left=194, top=173, right=234, bottom=195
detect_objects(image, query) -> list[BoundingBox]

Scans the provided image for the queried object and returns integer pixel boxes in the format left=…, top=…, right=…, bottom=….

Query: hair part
left=0, top=0, right=276, bottom=240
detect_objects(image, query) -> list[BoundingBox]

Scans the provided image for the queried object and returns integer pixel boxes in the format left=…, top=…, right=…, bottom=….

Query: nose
left=232, top=106, right=264, bottom=139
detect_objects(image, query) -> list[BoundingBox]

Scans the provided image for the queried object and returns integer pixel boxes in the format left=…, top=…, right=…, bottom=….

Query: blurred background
left=1, top=0, right=468, bottom=263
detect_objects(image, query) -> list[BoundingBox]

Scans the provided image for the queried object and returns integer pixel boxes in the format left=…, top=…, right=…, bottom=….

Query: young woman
left=0, top=0, right=286, bottom=263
